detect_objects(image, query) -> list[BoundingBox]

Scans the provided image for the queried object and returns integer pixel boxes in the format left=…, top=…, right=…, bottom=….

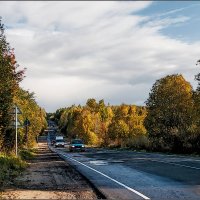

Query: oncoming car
left=55, top=136, right=65, bottom=148
left=69, top=139, right=85, bottom=152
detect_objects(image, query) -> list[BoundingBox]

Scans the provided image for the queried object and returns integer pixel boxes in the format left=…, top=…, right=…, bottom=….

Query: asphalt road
left=49, top=144, right=200, bottom=200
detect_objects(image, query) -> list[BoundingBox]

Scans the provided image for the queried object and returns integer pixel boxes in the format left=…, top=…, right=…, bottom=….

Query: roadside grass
left=105, top=138, right=200, bottom=158
left=0, top=148, right=36, bottom=190
left=19, top=148, right=36, bottom=160
left=0, top=154, right=26, bottom=190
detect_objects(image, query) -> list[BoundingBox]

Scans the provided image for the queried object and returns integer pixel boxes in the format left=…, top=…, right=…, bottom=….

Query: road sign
left=9, top=105, right=22, bottom=114
left=13, top=121, right=22, bottom=126
left=9, top=121, right=23, bottom=128
left=16, top=107, right=22, bottom=114
left=24, top=118, right=30, bottom=126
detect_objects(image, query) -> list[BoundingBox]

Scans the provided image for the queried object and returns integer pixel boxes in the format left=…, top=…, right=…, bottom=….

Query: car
left=69, top=139, right=85, bottom=152
left=55, top=136, right=65, bottom=148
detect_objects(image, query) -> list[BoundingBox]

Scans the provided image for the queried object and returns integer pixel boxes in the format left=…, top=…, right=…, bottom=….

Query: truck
left=54, top=136, right=65, bottom=148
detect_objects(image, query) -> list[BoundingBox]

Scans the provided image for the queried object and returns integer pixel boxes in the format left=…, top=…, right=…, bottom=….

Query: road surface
left=50, top=144, right=200, bottom=200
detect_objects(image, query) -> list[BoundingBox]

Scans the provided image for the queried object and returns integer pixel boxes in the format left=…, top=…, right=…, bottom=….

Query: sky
left=0, top=1, right=200, bottom=112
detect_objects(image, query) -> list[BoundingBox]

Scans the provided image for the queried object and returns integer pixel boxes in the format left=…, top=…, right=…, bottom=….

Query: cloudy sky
left=1, top=1, right=200, bottom=112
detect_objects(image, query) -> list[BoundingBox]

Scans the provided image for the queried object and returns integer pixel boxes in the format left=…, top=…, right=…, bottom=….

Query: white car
left=55, top=139, right=65, bottom=148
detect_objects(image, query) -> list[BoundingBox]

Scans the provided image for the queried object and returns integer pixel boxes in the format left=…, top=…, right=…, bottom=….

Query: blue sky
left=0, top=1, right=199, bottom=112
left=138, top=1, right=200, bottom=43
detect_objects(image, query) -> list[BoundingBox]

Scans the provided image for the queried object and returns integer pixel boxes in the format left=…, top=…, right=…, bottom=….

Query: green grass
left=0, top=148, right=36, bottom=190
left=19, top=148, right=36, bottom=160
left=0, top=154, right=27, bottom=189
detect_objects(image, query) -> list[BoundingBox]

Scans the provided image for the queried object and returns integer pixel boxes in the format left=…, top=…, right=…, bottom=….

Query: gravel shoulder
left=1, top=140, right=99, bottom=199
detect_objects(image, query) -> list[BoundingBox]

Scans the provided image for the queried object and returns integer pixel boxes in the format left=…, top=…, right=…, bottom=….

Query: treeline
left=0, top=19, right=47, bottom=153
left=51, top=72, right=200, bottom=154
left=51, top=100, right=148, bottom=148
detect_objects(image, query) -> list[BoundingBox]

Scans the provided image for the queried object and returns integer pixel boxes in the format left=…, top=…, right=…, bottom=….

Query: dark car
left=69, top=139, right=85, bottom=152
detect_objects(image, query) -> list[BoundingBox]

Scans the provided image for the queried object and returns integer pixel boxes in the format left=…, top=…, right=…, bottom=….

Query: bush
left=125, top=135, right=149, bottom=150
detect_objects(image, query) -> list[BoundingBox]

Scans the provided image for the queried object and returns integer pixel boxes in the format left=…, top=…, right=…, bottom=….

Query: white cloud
left=145, top=16, right=190, bottom=30
left=0, top=1, right=199, bottom=112
left=155, top=3, right=200, bottom=18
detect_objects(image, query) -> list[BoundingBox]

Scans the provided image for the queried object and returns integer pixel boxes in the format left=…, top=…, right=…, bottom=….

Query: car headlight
left=71, top=145, right=75, bottom=148
left=82, top=145, right=85, bottom=148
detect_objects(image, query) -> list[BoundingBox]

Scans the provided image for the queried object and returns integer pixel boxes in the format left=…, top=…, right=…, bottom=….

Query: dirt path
left=1, top=140, right=100, bottom=199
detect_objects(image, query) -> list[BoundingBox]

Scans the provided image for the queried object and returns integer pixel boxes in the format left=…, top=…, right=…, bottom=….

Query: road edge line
left=48, top=144, right=107, bottom=199
left=58, top=151, right=150, bottom=200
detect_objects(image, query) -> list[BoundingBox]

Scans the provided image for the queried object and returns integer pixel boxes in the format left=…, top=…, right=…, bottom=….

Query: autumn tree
left=14, top=89, right=47, bottom=148
left=58, top=99, right=147, bottom=148
left=0, top=19, right=46, bottom=152
left=107, top=104, right=147, bottom=148
left=0, top=19, right=25, bottom=151
left=65, top=107, right=83, bottom=139
left=108, top=119, right=129, bottom=147
left=145, top=74, right=194, bottom=152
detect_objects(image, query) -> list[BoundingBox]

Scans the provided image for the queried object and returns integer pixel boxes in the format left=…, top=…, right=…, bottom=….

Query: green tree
left=144, top=74, right=194, bottom=152
left=86, top=98, right=98, bottom=112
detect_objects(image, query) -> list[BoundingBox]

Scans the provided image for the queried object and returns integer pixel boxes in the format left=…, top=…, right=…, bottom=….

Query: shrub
left=126, top=135, right=149, bottom=150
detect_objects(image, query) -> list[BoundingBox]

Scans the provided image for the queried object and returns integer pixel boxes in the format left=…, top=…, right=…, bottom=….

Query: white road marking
left=58, top=151, right=150, bottom=200
left=89, top=160, right=108, bottom=165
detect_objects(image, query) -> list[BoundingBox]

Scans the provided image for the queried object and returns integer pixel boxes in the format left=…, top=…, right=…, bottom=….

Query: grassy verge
left=0, top=148, right=36, bottom=190
left=19, top=148, right=36, bottom=160
left=0, top=154, right=26, bottom=189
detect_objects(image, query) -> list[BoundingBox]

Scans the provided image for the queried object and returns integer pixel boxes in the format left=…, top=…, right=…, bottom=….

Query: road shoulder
left=1, top=141, right=99, bottom=199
